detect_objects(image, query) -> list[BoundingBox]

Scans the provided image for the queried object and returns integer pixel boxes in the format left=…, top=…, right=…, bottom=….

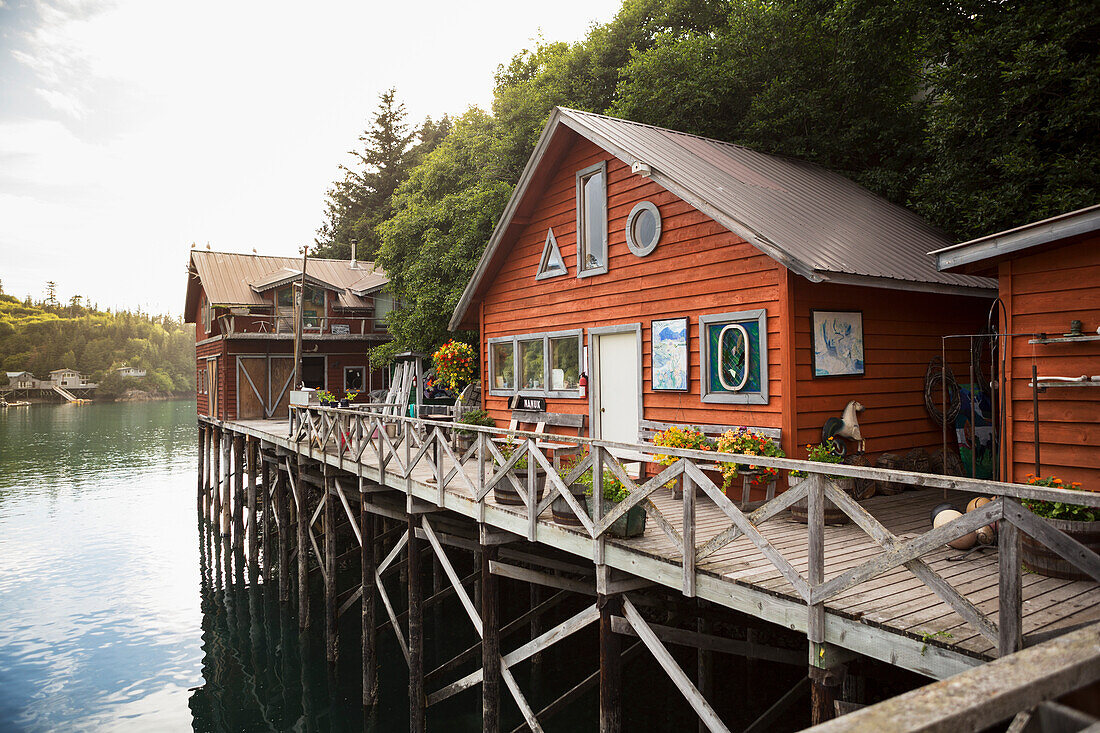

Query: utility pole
left=292, top=245, right=309, bottom=390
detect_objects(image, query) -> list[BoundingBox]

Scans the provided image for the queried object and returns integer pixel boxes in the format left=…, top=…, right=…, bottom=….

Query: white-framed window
left=374, top=292, right=394, bottom=330
left=576, top=161, right=608, bottom=277
left=488, top=329, right=583, bottom=398
left=699, top=309, right=769, bottom=405
left=276, top=284, right=325, bottom=329
left=201, top=295, right=212, bottom=334
left=344, top=366, right=364, bottom=392
left=625, top=201, right=662, bottom=257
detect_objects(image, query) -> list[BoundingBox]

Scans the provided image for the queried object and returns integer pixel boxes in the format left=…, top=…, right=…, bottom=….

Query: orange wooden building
left=450, top=108, right=997, bottom=467
left=184, top=250, right=393, bottom=421
left=933, top=204, right=1100, bottom=487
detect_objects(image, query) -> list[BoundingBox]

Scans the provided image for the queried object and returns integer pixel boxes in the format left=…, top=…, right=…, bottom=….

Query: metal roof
left=184, top=251, right=388, bottom=320
left=931, top=203, right=1100, bottom=272
left=450, top=108, right=994, bottom=329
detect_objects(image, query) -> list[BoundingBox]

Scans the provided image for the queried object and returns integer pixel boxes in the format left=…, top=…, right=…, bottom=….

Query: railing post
left=683, top=467, right=696, bottom=597
left=527, top=437, right=537, bottom=541
left=806, top=472, right=834, bottom=725
left=999, top=500, right=1023, bottom=656
left=477, top=431, right=486, bottom=525
left=593, top=445, right=606, bottom=565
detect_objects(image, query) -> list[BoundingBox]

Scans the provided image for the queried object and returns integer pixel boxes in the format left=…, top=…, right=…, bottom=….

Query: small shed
left=933, top=204, right=1100, bottom=487
left=450, top=108, right=997, bottom=469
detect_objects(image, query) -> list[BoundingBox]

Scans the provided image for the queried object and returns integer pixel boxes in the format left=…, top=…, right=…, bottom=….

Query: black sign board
left=511, top=395, right=546, bottom=412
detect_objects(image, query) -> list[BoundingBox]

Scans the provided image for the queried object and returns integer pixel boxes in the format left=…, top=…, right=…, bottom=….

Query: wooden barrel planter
left=1021, top=516, right=1100, bottom=581
left=493, top=466, right=546, bottom=506
left=552, top=484, right=588, bottom=526
left=587, top=495, right=647, bottom=538
left=789, top=476, right=854, bottom=525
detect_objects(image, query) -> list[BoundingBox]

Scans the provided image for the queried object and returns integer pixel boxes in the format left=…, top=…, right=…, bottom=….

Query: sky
left=0, top=0, right=622, bottom=316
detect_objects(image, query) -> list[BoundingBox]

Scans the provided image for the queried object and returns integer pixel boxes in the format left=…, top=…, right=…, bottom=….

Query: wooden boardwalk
left=225, top=415, right=1100, bottom=680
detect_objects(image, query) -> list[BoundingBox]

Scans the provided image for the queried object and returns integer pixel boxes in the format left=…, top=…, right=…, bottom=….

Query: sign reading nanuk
left=511, top=395, right=547, bottom=412
left=331, top=323, right=351, bottom=335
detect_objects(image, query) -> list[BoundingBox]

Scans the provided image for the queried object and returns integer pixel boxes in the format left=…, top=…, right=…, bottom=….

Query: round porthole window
left=625, top=201, right=661, bottom=257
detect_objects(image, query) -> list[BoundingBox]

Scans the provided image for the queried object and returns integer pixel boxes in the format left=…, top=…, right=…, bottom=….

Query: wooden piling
left=697, top=606, right=713, bottom=733
left=212, top=428, right=222, bottom=534
left=408, top=513, right=426, bottom=732
left=599, top=592, right=623, bottom=733
left=246, top=438, right=258, bottom=578
left=232, top=434, right=245, bottom=554
left=259, top=454, right=271, bottom=581
left=297, top=456, right=310, bottom=629
left=361, top=488, right=378, bottom=707
left=482, top=544, right=501, bottom=733
left=197, top=425, right=206, bottom=516
left=275, top=466, right=290, bottom=603
left=324, top=467, right=338, bottom=663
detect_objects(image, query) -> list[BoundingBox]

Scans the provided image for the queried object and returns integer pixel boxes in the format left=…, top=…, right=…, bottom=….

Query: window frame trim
left=575, top=160, right=609, bottom=279
left=625, top=200, right=662, bottom=257
left=698, top=309, right=769, bottom=405
left=487, top=328, right=584, bottom=399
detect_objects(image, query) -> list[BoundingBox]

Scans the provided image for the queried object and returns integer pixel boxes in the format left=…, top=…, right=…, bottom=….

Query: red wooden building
left=184, top=250, right=393, bottom=420
left=933, top=204, right=1100, bottom=487
left=450, top=108, right=997, bottom=467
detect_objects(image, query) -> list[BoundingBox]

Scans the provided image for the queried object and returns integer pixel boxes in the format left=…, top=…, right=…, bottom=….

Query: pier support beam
left=259, top=453, right=271, bottom=581
left=212, top=428, right=222, bottom=534
left=599, top=592, right=622, bottom=733
left=482, top=544, right=500, bottom=733
left=197, top=425, right=206, bottom=516
left=246, top=438, right=258, bottom=579
left=295, top=456, right=310, bottom=629
left=408, top=513, right=426, bottom=733
left=324, top=466, right=338, bottom=664
left=362, top=488, right=378, bottom=707
left=232, top=434, right=245, bottom=555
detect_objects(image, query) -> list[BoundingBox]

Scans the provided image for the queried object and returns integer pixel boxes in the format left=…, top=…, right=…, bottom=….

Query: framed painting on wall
left=811, top=310, right=865, bottom=378
left=651, top=317, right=689, bottom=391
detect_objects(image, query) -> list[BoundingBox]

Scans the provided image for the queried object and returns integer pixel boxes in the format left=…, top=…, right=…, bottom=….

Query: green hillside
left=0, top=293, right=194, bottom=397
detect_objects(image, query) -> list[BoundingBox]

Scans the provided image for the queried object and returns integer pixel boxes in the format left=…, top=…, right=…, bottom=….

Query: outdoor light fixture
left=631, top=161, right=652, bottom=177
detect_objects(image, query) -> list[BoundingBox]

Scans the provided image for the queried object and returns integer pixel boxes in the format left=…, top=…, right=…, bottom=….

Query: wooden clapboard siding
left=791, top=279, right=989, bottom=462
left=1001, top=234, right=1100, bottom=486
left=480, top=135, right=784, bottom=433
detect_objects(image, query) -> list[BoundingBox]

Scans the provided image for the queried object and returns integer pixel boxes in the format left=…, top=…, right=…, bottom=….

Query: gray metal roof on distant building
left=184, top=251, right=388, bottom=320
left=450, top=108, right=994, bottom=329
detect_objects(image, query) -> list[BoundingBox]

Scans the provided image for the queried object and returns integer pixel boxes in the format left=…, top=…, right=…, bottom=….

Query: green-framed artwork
left=698, top=309, right=769, bottom=405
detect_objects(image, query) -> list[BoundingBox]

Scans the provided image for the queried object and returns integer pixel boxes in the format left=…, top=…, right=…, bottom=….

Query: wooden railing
left=218, top=313, right=385, bottom=336
left=288, top=405, right=1100, bottom=658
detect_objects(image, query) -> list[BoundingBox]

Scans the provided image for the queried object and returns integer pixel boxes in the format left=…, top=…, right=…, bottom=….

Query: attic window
left=625, top=201, right=662, bottom=256
left=576, top=161, right=608, bottom=277
left=536, top=228, right=567, bottom=280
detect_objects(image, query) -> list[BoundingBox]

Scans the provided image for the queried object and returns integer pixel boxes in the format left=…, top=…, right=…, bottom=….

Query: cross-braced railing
left=289, top=405, right=1100, bottom=659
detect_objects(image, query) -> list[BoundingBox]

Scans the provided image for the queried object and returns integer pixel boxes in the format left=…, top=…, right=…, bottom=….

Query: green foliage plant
left=1022, top=475, right=1096, bottom=522
left=577, top=468, right=630, bottom=504
left=790, top=439, right=845, bottom=478
left=715, top=428, right=785, bottom=490
left=455, top=408, right=494, bottom=437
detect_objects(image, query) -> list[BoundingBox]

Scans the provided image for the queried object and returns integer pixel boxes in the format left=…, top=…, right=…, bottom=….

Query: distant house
left=933, top=204, right=1100, bottom=487
left=49, top=369, right=92, bottom=388
left=183, top=251, right=394, bottom=421
left=450, top=108, right=997, bottom=468
left=5, top=371, right=40, bottom=389
left=115, top=365, right=147, bottom=378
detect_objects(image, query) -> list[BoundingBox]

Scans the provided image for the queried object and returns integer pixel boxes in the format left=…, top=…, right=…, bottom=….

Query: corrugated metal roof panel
left=559, top=108, right=993, bottom=290
left=187, top=251, right=388, bottom=311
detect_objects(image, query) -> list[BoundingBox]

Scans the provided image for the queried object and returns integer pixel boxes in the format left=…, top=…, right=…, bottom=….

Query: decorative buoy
left=931, top=504, right=977, bottom=550
left=966, top=496, right=996, bottom=544
left=966, top=496, right=991, bottom=513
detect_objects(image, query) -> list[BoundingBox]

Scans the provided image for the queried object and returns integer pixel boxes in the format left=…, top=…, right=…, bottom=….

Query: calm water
left=0, top=401, right=815, bottom=732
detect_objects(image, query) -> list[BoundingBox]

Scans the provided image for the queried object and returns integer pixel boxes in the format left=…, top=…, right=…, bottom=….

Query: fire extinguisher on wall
left=578, top=372, right=587, bottom=398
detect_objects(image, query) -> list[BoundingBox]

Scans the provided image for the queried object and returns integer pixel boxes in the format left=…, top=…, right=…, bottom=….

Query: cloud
left=34, top=88, right=87, bottom=118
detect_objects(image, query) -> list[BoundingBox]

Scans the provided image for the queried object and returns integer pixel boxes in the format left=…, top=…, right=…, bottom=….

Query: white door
left=595, top=330, right=640, bottom=444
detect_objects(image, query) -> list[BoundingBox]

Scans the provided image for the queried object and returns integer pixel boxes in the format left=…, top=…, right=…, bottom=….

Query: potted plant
left=652, top=426, right=714, bottom=497
left=317, top=390, right=337, bottom=408
left=1020, top=475, right=1099, bottom=580
left=580, top=469, right=646, bottom=538
left=789, top=439, right=852, bottom=525
left=552, top=455, right=589, bottom=527
left=454, top=409, right=494, bottom=453
left=715, top=428, right=785, bottom=499
left=493, top=438, right=546, bottom=506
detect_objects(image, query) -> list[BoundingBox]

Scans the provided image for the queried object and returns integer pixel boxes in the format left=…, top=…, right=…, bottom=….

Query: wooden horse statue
left=822, top=400, right=865, bottom=456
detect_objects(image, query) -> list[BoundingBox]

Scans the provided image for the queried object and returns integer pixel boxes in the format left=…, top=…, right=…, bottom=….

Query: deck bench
left=492, top=409, right=586, bottom=469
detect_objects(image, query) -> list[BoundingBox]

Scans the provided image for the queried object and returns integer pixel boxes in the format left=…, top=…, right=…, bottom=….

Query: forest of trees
left=317, top=0, right=1098, bottom=363
left=0, top=285, right=195, bottom=397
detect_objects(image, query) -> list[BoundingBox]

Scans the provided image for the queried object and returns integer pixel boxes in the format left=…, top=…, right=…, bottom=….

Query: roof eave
left=931, top=204, right=1100, bottom=272
left=815, top=270, right=997, bottom=298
